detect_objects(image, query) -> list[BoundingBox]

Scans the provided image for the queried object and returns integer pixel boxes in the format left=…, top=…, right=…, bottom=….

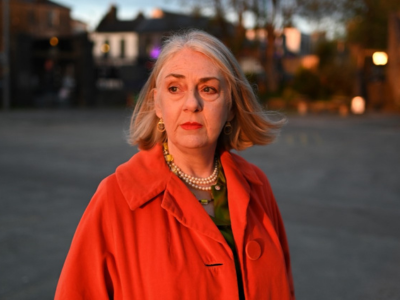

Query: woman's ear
left=153, top=89, right=162, bottom=118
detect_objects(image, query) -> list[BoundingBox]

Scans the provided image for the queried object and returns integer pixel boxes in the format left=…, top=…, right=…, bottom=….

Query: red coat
left=55, top=144, right=295, bottom=299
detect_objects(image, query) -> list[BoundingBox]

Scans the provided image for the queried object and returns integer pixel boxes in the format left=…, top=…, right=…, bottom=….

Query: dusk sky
left=55, top=0, right=316, bottom=35
left=56, top=0, right=187, bottom=29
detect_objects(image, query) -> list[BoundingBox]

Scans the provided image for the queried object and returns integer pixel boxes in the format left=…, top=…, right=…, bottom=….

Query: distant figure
left=55, top=30, right=294, bottom=300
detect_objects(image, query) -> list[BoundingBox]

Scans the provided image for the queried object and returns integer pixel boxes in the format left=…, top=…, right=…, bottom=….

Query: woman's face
left=154, top=48, right=233, bottom=154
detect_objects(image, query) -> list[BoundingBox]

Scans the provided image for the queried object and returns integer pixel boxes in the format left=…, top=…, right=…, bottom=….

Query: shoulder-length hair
left=129, top=29, right=284, bottom=151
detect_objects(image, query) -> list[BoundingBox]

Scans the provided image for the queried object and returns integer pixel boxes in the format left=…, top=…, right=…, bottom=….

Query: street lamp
left=372, top=52, right=388, bottom=66
left=50, top=37, right=59, bottom=47
left=101, top=43, right=110, bottom=53
left=351, top=96, right=366, bottom=114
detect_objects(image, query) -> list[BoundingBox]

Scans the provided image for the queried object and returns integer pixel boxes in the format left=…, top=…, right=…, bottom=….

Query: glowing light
left=351, top=96, right=366, bottom=114
left=301, top=55, right=319, bottom=70
left=101, top=43, right=110, bottom=53
left=284, top=27, right=301, bottom=53
left=372, top=52, right=388, bottom=66
left=150, top=46, right=161, bottom=59
left=49, top=37, right=59, bottom=47
left=246, top=29, right=256, bottom=41
left=297, top=101, right=307, bottom=115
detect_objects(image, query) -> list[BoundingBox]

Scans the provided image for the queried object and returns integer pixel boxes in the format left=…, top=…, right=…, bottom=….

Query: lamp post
left=2, top=0, right=10, bottom=110
left=372, top=52, right=388, bottom=66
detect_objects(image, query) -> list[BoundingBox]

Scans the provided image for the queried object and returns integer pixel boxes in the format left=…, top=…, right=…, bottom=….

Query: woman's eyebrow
left=165, top=73, right=185, bottom=79
left=164, top=74, right=221, bottom=83
left=199, top=77, right=220, bottom=83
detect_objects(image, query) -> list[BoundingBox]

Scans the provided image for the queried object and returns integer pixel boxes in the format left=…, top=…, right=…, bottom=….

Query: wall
left=90, top=32, right=138, bottom=65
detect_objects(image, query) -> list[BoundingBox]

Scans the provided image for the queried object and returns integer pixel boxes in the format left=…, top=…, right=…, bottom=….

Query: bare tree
left=183, top=0, right=297, bottom=92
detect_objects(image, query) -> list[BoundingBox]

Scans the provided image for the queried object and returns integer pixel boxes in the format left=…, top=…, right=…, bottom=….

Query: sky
left=56, top=0, right=190, bottom=30
left=55, top=0, right=322, bottom=35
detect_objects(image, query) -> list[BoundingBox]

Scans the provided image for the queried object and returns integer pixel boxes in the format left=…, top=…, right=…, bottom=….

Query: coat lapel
left=220, top=151, right=251, bottom=258
left=116, top=144, right=264, bottom=256
left=161, top=175, right=226, bottom=245
left=116, top=144, right=226, bottom=245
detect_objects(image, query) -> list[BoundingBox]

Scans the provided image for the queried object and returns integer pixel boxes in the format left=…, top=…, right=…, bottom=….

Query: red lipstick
left=180, top=122, right=203, bottom=130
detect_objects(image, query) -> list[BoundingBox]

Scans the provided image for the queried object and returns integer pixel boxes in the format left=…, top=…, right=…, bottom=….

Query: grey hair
left=129, top=29, right=284, bottom=151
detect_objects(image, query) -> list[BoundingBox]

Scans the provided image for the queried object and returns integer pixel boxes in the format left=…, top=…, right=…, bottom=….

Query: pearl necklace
left=163, top=143, right=218, bottom=191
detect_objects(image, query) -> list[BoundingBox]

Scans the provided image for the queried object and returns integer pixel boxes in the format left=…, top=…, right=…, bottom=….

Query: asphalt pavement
left=0, top=109, right=399, bottom=300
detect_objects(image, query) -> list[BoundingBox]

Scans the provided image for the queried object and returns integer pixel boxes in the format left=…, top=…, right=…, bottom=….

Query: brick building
left=0, top=0, right=95, bottom=107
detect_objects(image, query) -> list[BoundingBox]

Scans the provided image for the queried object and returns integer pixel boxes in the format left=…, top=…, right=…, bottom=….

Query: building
left=90, top=6, right=144, bottom=67
left=387, top=11, right=400, bottom=110
left=0, top=0, right=95, bottom=107
left=135, top=9, right=214, bottom=60
left=0, top=0, right=72, bottom=41
left=243, top=27, right=316, bottom=75
left=89, top=6, right=228, bottom=104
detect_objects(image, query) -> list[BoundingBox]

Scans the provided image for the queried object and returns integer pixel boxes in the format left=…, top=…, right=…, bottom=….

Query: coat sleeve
left=252, top=165, right=295, bottom=300
left=55, top=176, right=119, bottom=300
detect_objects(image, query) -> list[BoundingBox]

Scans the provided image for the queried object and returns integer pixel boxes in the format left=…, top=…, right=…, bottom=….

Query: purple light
left=150, top=46, right=161, bottom=59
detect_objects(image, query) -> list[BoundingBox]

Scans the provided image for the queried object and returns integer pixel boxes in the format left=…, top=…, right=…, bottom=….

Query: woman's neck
left=167, top=142, right=217, bottom=178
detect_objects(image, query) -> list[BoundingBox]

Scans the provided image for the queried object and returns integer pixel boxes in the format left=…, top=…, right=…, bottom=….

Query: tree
left=344, top=0, right=400, bottom=49
left=295, top=0, right=400, bottom=49
left=182, top=0, right=296, bottom=93
left=246, top=0, right=296, bottom=92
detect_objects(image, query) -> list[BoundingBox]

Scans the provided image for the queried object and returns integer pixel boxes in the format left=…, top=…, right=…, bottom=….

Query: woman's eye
left=168, top=86, right=178, bottom=93
left=202, top=86, right=217, bottom=94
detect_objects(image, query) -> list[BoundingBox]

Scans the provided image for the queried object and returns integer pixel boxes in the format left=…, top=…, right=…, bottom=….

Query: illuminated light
left=101, top=43, right=110, bottom=53
left=351, top=96, right=366, bottom=114
left=49, top=37, right=59, bottom=47
left=151, top=8, right=164, bottom=18
left=372, top=52, right=388, bottom=66
left=246, top=29, right=256, bottom=41
left=149, top=46, right=161, bottom=59
left=297, top=101, right=307, bottom=115
left=284, top=27, right=301, bottom=53
left=301, top=55, right=319, bottom=70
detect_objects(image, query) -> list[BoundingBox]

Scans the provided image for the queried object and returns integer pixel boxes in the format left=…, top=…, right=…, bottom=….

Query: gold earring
left=224, top=121, right=232, bottom=135
left=157, top=118, right=166, bottom=132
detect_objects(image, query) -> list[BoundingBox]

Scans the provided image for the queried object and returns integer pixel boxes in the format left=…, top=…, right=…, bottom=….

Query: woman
left=55, top=30, right=294, bottom=299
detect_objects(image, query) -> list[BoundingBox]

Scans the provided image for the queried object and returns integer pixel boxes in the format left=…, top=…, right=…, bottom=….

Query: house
left=90, top=6, right=144, bottom=67
left=0, top=0, right=72, bottom=40
left=89, top=6, right=227, bottom=103
left=0, top=0, right=95, bottom=107
left=135, top=8, right=213, bottom=60
left=243, top=27, right=316, bottom=75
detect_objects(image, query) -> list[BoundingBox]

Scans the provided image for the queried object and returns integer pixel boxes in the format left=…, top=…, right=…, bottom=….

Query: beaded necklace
left=162, top=143, right=218, bottom=191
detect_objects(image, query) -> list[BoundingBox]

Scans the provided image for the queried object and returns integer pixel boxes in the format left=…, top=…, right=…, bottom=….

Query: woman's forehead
left=159, top=48, right=222, bottom=78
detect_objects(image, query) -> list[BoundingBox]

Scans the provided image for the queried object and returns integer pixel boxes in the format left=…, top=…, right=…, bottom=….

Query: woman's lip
left=180, top=122, right=203, bottom=130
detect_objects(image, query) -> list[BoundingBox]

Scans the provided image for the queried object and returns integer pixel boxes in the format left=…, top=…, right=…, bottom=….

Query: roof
left=18, top=0, right=70, bottom=9
left=96, top=19, right=143, bottom=33
left=95, top=5, right=145, bottom=33
left=136, top=10, right=210, bottom=33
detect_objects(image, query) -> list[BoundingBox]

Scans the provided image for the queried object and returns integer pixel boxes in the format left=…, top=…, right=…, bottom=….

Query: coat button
left=246, top=240, right=262, bottom=260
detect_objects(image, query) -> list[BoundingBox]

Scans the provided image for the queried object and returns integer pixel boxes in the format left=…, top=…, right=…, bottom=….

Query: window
left=101, top=40, right=110, bottom=59
left=47, top=10, right=59, bottom=27
left=120, top=39, right=125, bottom=58
left=29, top=11, right=36, bottom=25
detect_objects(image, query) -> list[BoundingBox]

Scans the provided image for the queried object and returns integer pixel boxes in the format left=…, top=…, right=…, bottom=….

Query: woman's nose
left=183, top=89, right=203, bottom=112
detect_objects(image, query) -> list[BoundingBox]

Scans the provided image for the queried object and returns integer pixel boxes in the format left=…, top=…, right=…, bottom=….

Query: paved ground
left=0, top=109, right=399, bottom=300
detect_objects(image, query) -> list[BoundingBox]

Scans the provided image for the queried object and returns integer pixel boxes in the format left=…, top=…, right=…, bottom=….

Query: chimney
left=106, top=5, right=118, bottom=23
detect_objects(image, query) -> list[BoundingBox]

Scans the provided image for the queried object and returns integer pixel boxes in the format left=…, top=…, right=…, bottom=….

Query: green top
left=210, top=164, right=245, bottom=300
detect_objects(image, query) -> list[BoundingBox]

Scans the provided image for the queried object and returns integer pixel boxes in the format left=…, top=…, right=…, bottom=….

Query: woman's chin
left=171, top=137, right=216, bottom=152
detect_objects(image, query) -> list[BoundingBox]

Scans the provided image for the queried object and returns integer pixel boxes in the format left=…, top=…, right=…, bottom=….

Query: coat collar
left=115, top=144, right=264, bottom=246
left=116, top=144, right=263, bottom=211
